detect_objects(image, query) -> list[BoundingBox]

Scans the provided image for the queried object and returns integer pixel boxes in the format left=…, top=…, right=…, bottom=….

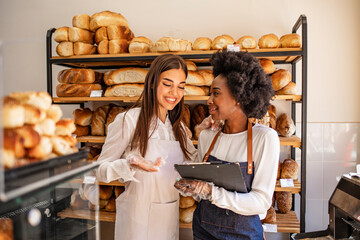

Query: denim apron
left=193, top=121, right=263, bottom=240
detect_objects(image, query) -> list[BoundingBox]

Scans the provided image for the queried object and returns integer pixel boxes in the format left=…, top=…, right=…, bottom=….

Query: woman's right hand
left=195, top=115, right=223, bottom=132
left=127, top=153, right=162, bottom=172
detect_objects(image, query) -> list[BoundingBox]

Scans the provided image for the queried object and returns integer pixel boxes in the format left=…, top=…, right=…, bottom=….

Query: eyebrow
left=212, top=87, right=221, bottom=90
left=163, top=78, right=186, bottom=84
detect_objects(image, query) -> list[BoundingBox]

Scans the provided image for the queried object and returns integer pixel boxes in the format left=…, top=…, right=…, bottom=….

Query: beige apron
left=115, top=138, right=183, bottom=240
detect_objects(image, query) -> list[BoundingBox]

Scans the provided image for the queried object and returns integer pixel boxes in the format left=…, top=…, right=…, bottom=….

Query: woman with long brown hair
left=96, top=54, right=198, bottom=240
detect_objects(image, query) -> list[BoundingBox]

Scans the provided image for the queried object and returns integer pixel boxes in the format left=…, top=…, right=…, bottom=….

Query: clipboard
left=174, top=162, right=248, bottom=193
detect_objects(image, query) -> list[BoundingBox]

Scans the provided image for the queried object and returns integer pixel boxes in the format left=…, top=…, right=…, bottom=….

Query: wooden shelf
left=58, top=208, right=299, bottom=233
left=53, top=95, right=301, bottom=103
left=279, top=135, right=301, bottom=148
left=68, top=178, right=125, bottom=186
left=275, top=180, right=301, bottom=193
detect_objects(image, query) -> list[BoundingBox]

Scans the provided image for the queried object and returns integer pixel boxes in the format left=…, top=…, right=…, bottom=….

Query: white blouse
left=96, top=108, right=198, bottom=183
left=197, top=124, right=280, bottom=217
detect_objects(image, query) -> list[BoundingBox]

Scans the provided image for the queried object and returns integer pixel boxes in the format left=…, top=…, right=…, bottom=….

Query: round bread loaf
left=271, top=69, right=291, bottom=91
left=258, top=34, right=280, bottom=48
left=259, top=59, right=276, bottom=74
left=180, top=196, right=195, bottom=208
left=99, top=185, right=113, bottom=200
left=276, top=191, right=292, bottom=213
left=276, top=113, right=295, bottom=137
left=192, top=37, right=212, bottom=50
left=211, top=35, right=235, bottom=50
left=236, top=35, right=257, bottom=49
left=281, top=159, right=299, bottom=180
left=179, top=205, right=197, bottom=223
left=262, top=206, right=276, bottom=224
left=276, top=81, right=296, bottom=95
left=55, top=118, right=76, bottom=136
left=280, top=33, right=302, bottom=48
left=73, top=108, right=93, bottom=126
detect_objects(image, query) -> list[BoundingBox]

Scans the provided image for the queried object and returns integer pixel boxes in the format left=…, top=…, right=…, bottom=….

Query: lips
left=165, top=97, right=177, bottom=104
left=208, top=105, right=218, bottom=114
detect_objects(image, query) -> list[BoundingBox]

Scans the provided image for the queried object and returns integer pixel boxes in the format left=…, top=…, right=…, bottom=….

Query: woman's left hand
left=174, top=178, right=213, bottom=201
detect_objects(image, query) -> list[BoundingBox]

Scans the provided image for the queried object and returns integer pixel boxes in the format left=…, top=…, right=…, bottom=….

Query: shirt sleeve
left=211, top=129, right=280, bottom=216
left=96, top=111, right=137, bottom=183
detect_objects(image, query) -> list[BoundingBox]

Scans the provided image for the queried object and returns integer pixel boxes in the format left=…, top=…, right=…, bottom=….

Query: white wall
left=1, top=0, right=360, bottom=237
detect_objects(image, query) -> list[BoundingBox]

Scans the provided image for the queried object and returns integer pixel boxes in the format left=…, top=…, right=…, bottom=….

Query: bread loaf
left=55, top=118, right=76, bottom=136
left=23, top=104, right=46, bottom=125
left=236, top=36, right=257, bottom=49
left=185, top=61, right=197, bottom=71
left=73, top=124, right=90, bottom=136
left=129, top=36, right=152, bottom=53
left=3, top=97, right=25, bottom=128
left=277, top=162, right=282, bottom=180
left=46, top=104, right=63, bottom=122
left=276, top=191, right=292, bottom=213
left=0, top=218, right=13, bottom=240
left=184, top=85, right=208, bottom=96
left=74, top=42, right=96, bottom=55
left=99, top=185, right=113, bottom=200
left=73, top=108, right=93, bottom=126
left=211, top=35, right=235, bottom=50
left=56, top=83, right=102, bottom=97
left=258, top=34, right=280, bottom=48
left=180, top=196, right=195, bottom=208
left=280, top=33, right=301, bottom=48
left=268, top=104, right=277, bottom=130
left=186, top=71, right=206, bottom=86
left=34, top=118, right=56, bottom=136
left=107, top=25, right=134, bottom=41
left=27, top=136, right=53, bottom=159
left=281, top=159, right=299, bottom=180
left=271, top=69, right=291, bottom=91
left=9, top=91, right=52, bottom=111
left=191, top=104, right=208, bottom=133
left=197, top=70, right=213, bottom=86
left=69, top=27, right=94, bottom=44
left=72, top=14, right=90, bottom=30
left=182, top=104, right=191, bottom=128
left=3, top=149, right=16, bottom=169
left=4, top=129, right=26, bottom=158
left=262, top=206, right=276, bottom=224
left=179, top=205, right=196, bottom=223
left=61, top=135, right=77, bottom=147
left=95, top=27, right=108, bottom=44
left=276, top=82, right=296, bottom=95
left=56, top=42, right=74, bottom=56
left=88, top=145, right=102, bottom=159
left=91, top=105, right=110, bottom=136
left=152, top=37, right=191, bottom=52
left=58, top=69, right=97, bottom=84
left=109, top=39, right=129, bottom=54
left=104, top=197, right=116, bottom=212
left=104, top=84, right=144, bottom=97
left=276, top=113, right=295, bottom=137
left=97, top=40, right=109, bottom=54
left=104, top=67, right=148, bottom=85
left=105, top=106, right=125, bottom=133
left=260, top=59, right=276, bottom=74
left=192, top=37, right=212, bottom=50
left=90, top=11, right=129, bottom=32
left=115, top=186, right=125, bottom=198
left=54, top=27, right=69, bottom=42
left=152, top=37, right=170, bottom=52
left=51, top=136, right=75, bottom=155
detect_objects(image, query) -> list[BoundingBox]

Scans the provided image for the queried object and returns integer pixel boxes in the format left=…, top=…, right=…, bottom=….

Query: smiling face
left=156, top=68, right=186, bottom=120
left=207, top=74, right=240, bottom=121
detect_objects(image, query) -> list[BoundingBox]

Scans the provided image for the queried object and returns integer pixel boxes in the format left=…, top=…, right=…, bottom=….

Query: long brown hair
left=129, top=54, right=190, bottom=160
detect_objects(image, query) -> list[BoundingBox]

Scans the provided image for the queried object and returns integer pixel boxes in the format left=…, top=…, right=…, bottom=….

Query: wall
left=1, top=0, right=359, bottom=238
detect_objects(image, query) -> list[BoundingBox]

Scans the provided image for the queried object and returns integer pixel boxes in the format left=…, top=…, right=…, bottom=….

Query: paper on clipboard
left=174, top=162, right=248, bottom=193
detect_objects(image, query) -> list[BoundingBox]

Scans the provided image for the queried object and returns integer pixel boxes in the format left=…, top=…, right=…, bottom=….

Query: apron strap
left=203, top=120, right=253, bottom=175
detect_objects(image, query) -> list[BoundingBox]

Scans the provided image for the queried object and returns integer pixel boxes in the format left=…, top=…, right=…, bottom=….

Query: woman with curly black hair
left=175, top=51, right=280, bottom=239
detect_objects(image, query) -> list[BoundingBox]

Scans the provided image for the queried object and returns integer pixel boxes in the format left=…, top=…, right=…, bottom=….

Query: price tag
left=227, top=44, right=240, bottom=52
left=83, top=176, right=96, bottom=184
left=280, top=178, right=294, bottom=188
left=90, top=90, right=103, bottom=97
left=262, top=223, right=277, bottom=232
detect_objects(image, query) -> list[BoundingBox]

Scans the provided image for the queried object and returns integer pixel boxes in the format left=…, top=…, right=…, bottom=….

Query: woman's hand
left=195, top=115, right=223, bottom=133
left=174, top=178, right=213, bottom=201
left=127, top=153, right=162, bottom=172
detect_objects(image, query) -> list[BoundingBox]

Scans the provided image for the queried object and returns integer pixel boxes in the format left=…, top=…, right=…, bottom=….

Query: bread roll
left=276, top=191, right=292, bottom=213
left=69, top=27, right=94, bottom=44
left=168, top=38, right=192, bottom=51
left=0, top=218, right=13, bottom=240
left=276, top=113, right=295, bottom=137
left=54, top=27, right=69, bottom=42
left=10, top=91, right=52, bottom=111
left=55, top=118, right=76, bottom=136
left=262, top=206, right=276, bottom=224
left=34, top=118, right=56, bottom=136
left=91, top=105, right=110, bottom=136
left=185, top=61, right=197, bottom=71
left=97, top=40, right=109, bottom=54
left=51, top=136, right=75, bottom=155
left=74, top=42, right=96, bottom=55
left=58, top=69, right=98, bottom=84
left=104, top=68, right=148, bottom=85
left=197, top=70, right=213, bottom=86
left=268, top=104, right=277, bottom=130
left=72, top=14, right=90, bottom=30
left=90, top=11, right=129, bottom=32
left=56, top=42, right=73, bottom=56
left=258, top=34, right=280, bottom=49
left=3, top=97, right=25, bottom=128
left=192, top=37, right=212, bottom=50
left=186, top=71, right=206, bottom=86
left=184, top=85, right=207, bottom=96
left=180, top=196, right=195, bottom=208
left=281, top=159, right=299, bottom=180
left=99, top=185, right=113, bottom=200
left=4, top=129, right=26, bottom=158
left=107, top=25, right=134, bottom=41
left=106, top=106, right=125, bottom=133
left=27, top=136, right=52, bottom=159
left=129, top=36, right=152, bottom=53
left=23, top=104, right=46, bottom=125
left=115, top=186, right=125, bottom=198
left=236, top=36, right=257, bottom=49
left=152, top=37, right=170, bottom=52
left=73, top=108, right=93, bottom=126
left=95, top=27, right=108, bottom=44
left=56, top=83, right=102, bottom=97
left=104, top=84, right=144, bottom=97
left=46, top=105, right=63, bottom=122
left=276, top=82, right=296, bottom=95
left=271, top=69, right=291, bottom=91
left=179, top=205, right=197, bottom=223
left=182, top=104, right=191, bottom=128
left=259, top=59, right=276, bottom=75
left=60, top=135, right=77, bottom=147
left=211, top=35, right=235, bottom=50
left=73, top=124, right=90, bottom=137
left=3, top=149, right=16, bottom=169
left=104, top=196, right=116, bottom=212
left=109, top=39, right=129, bottom=54
left=280, top=33, right=301, bottom=48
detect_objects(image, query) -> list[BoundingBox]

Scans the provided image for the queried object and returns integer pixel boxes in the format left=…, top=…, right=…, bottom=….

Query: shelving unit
left=46, top=14, right=307, bottom=234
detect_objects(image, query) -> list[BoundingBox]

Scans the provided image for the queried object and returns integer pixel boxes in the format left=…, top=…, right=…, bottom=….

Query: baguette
left=56, top=83, right=102, bottom=97
left=104, top=67, right=148, bottom=85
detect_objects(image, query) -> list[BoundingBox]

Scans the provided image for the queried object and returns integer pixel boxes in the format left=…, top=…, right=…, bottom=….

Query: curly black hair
left=211, top=50, right=275, bottom=119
